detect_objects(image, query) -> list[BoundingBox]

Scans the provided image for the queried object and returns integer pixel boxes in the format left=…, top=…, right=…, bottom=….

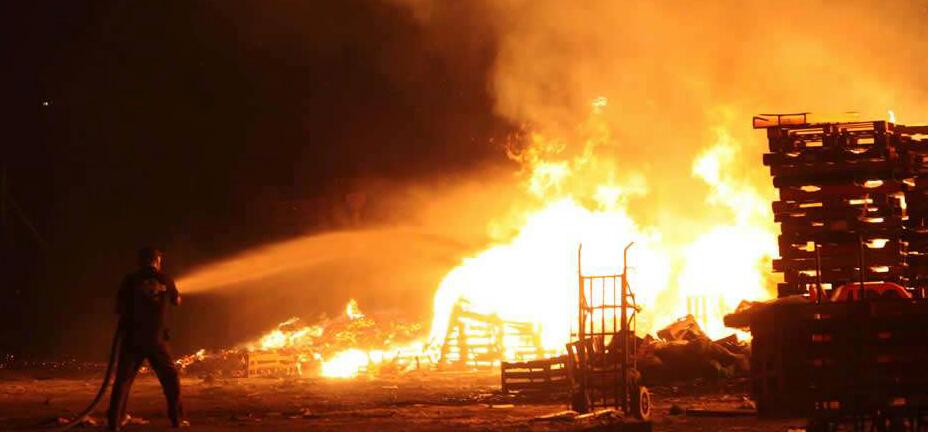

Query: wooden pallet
left=778, top=181, right=909, bottom=201
left=438, top=302, right=545, bottom=369
left=782, top=267, right=909, bottom=285
left=246, top=351, right=299, bottom=377
left=764, top=121, right=892, bottom=152
left=739, top=300, right=928, bottom=419
left=500, top=355, right=569, bottom=394
left=778, top=239, right=907, bottom=260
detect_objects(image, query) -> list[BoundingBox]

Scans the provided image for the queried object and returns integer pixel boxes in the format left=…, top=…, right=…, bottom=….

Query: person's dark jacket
left=116, top=266, right=180, bottom=346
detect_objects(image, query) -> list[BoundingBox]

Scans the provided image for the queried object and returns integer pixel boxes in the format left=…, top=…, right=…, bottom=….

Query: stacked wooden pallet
left=759, top=116, right=928, bottom=297
left=897, top=125, right=928, bottom=295
left=742, top=299, right=928, bottom=421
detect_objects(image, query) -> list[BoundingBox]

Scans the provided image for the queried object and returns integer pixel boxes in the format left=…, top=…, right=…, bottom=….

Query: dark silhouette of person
left=107, top=247, right=187, bottom=429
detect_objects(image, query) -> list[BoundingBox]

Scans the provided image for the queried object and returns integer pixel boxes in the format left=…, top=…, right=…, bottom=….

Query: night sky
left=3, top=1, right=511, bottom=358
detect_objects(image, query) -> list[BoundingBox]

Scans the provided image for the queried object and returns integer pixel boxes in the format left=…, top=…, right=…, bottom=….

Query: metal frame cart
left=567, top=242, right=651, bottom=420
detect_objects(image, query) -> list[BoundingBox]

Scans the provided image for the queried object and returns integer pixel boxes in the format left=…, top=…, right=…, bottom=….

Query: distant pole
left=1, top=165, right=6, bottom=235
left=1, top=169, right=48, bottom=250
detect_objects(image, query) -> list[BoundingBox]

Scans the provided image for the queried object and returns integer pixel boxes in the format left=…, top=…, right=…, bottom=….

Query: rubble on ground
left=637, top=315, right=750, bottom=384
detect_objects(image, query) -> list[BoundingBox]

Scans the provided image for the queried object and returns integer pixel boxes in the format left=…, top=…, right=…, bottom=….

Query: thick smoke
left=395, top=0, right=928, bottom=224
left=384, top=0, right=928, bottom=336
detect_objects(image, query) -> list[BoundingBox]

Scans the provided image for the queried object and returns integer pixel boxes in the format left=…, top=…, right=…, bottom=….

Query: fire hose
left=54, top=327, right=122, bottom=431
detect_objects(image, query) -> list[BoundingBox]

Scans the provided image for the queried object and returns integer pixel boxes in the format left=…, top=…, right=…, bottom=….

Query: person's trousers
left=106, top=341, right=183, bottom=429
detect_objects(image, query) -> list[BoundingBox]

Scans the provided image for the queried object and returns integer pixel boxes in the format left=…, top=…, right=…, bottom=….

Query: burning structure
left=727, top=115, right=928, bottom=430
left=437, top=301, right=547, bottom=369
left=178, top=96, right=778, bottom=385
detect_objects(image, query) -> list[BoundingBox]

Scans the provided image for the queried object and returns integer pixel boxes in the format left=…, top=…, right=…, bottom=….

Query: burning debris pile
left=637, top=315, right=749, bottom=384
left=175, top=100, right=780, bottom=384
left=177, top=297, right=748, bottom=385
left=177, top=299, right=426, bottom=379
left=500, top=314, right=750, bottom=398
left=177, top=297, right=556, bottom=379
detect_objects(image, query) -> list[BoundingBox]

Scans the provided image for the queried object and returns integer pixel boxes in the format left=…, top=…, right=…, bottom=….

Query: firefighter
left=107, top=247, right=188, bottom=430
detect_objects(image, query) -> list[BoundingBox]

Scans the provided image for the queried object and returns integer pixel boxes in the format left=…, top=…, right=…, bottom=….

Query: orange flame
left=224, top=100, right=780, bottom=380
left=429, top=99, right=778, bottom=352
left=314, top=99, right=780, bottom=378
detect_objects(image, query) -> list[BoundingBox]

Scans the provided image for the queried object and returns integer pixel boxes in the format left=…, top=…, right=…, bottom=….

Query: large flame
left=235, top=99, right=780, bottom=379
left=181, top=99, right=780, bottom=380
left=175, top=0, right=928, bottom=379
left=429, top=99, right=777, bottom=352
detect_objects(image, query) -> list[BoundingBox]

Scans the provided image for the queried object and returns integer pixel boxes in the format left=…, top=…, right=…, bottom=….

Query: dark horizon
left=3, top=1, right=512, bottom=359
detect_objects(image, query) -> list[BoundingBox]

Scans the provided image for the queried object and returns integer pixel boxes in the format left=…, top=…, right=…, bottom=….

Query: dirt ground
left=0, top=370, right=803, bottom=431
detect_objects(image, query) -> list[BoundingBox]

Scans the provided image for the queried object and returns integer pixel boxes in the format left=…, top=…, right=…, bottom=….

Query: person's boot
left=107, top=413, right=130, bottom=431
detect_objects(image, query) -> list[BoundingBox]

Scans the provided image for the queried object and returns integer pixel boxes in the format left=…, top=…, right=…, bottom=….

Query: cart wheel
left=570, top=390, right=589, bottom=413
left=630, top=385, right=651, bottom=421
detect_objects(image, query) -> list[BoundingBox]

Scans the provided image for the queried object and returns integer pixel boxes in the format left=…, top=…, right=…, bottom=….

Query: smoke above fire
left=177, top=0, right=928, bottom=371
left=392, top=0, right=928, bottom=340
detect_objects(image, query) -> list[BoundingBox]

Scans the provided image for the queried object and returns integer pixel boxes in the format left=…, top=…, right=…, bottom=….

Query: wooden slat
left=778, top=239, right=906, bottom=260
left=500, top=355, right=569, bottom=394
left=763, top=145, right=891, bottom=167
left=778, top=226, right=905, bottom=243
left=772, top=194, right=902, bottom=213
left=767, top=121, right=889, bottom=152
left=779, top=181, right=908, bottom=201
left=779, top=220, right=904, bottom=238
left=773, top=254, right=906, bottom=272
left=771, top=169, right=899, bottom=188
left=769, top=159, right=895, bottom=179
left=783, top=267, right=908, bottom=284
left=774, top=206, right=902, bottom=223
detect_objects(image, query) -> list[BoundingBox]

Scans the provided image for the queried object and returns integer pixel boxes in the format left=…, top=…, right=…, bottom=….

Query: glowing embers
left=178, top=299, right=427, bottom=379
left=320, top=349, right=371, bottom=378
left=253, top=317, right=323, bottom=351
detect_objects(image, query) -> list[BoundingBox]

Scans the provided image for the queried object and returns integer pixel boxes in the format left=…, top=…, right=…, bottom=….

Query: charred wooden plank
left=774, top=206, right=902, bottom=223
left=777, top=236, right=907, bottom=250
left=770, top=159, right=899, bottom=182
left=894, top=125, right=928, bottom=136
left=778, top=232, right=902, bottom=247
left=763, top=145, right=892, bottom=167
left=772, top=194, right=903, bottom=214
left=767, top=121, right=891, bottom=152
left=778, top=239, right=906, bottom=260
left=773, top=255, right=907, bottom=272
left=778, top=181, right=908, bottom=201
left=783, top=267, right=908, bottom=284
left=779, top=219, right=904, bottom=237
left=771, top=168, right=900, bottom=188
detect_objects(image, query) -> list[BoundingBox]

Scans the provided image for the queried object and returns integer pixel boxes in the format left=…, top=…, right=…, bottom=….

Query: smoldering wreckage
left=10, top=115, right=928, bottom=431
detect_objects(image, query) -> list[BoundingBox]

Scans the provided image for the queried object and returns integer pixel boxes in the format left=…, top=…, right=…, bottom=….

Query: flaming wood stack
left=438, top=301, right=545, bottom=369
left=759, top=114, right=928, bottom=297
